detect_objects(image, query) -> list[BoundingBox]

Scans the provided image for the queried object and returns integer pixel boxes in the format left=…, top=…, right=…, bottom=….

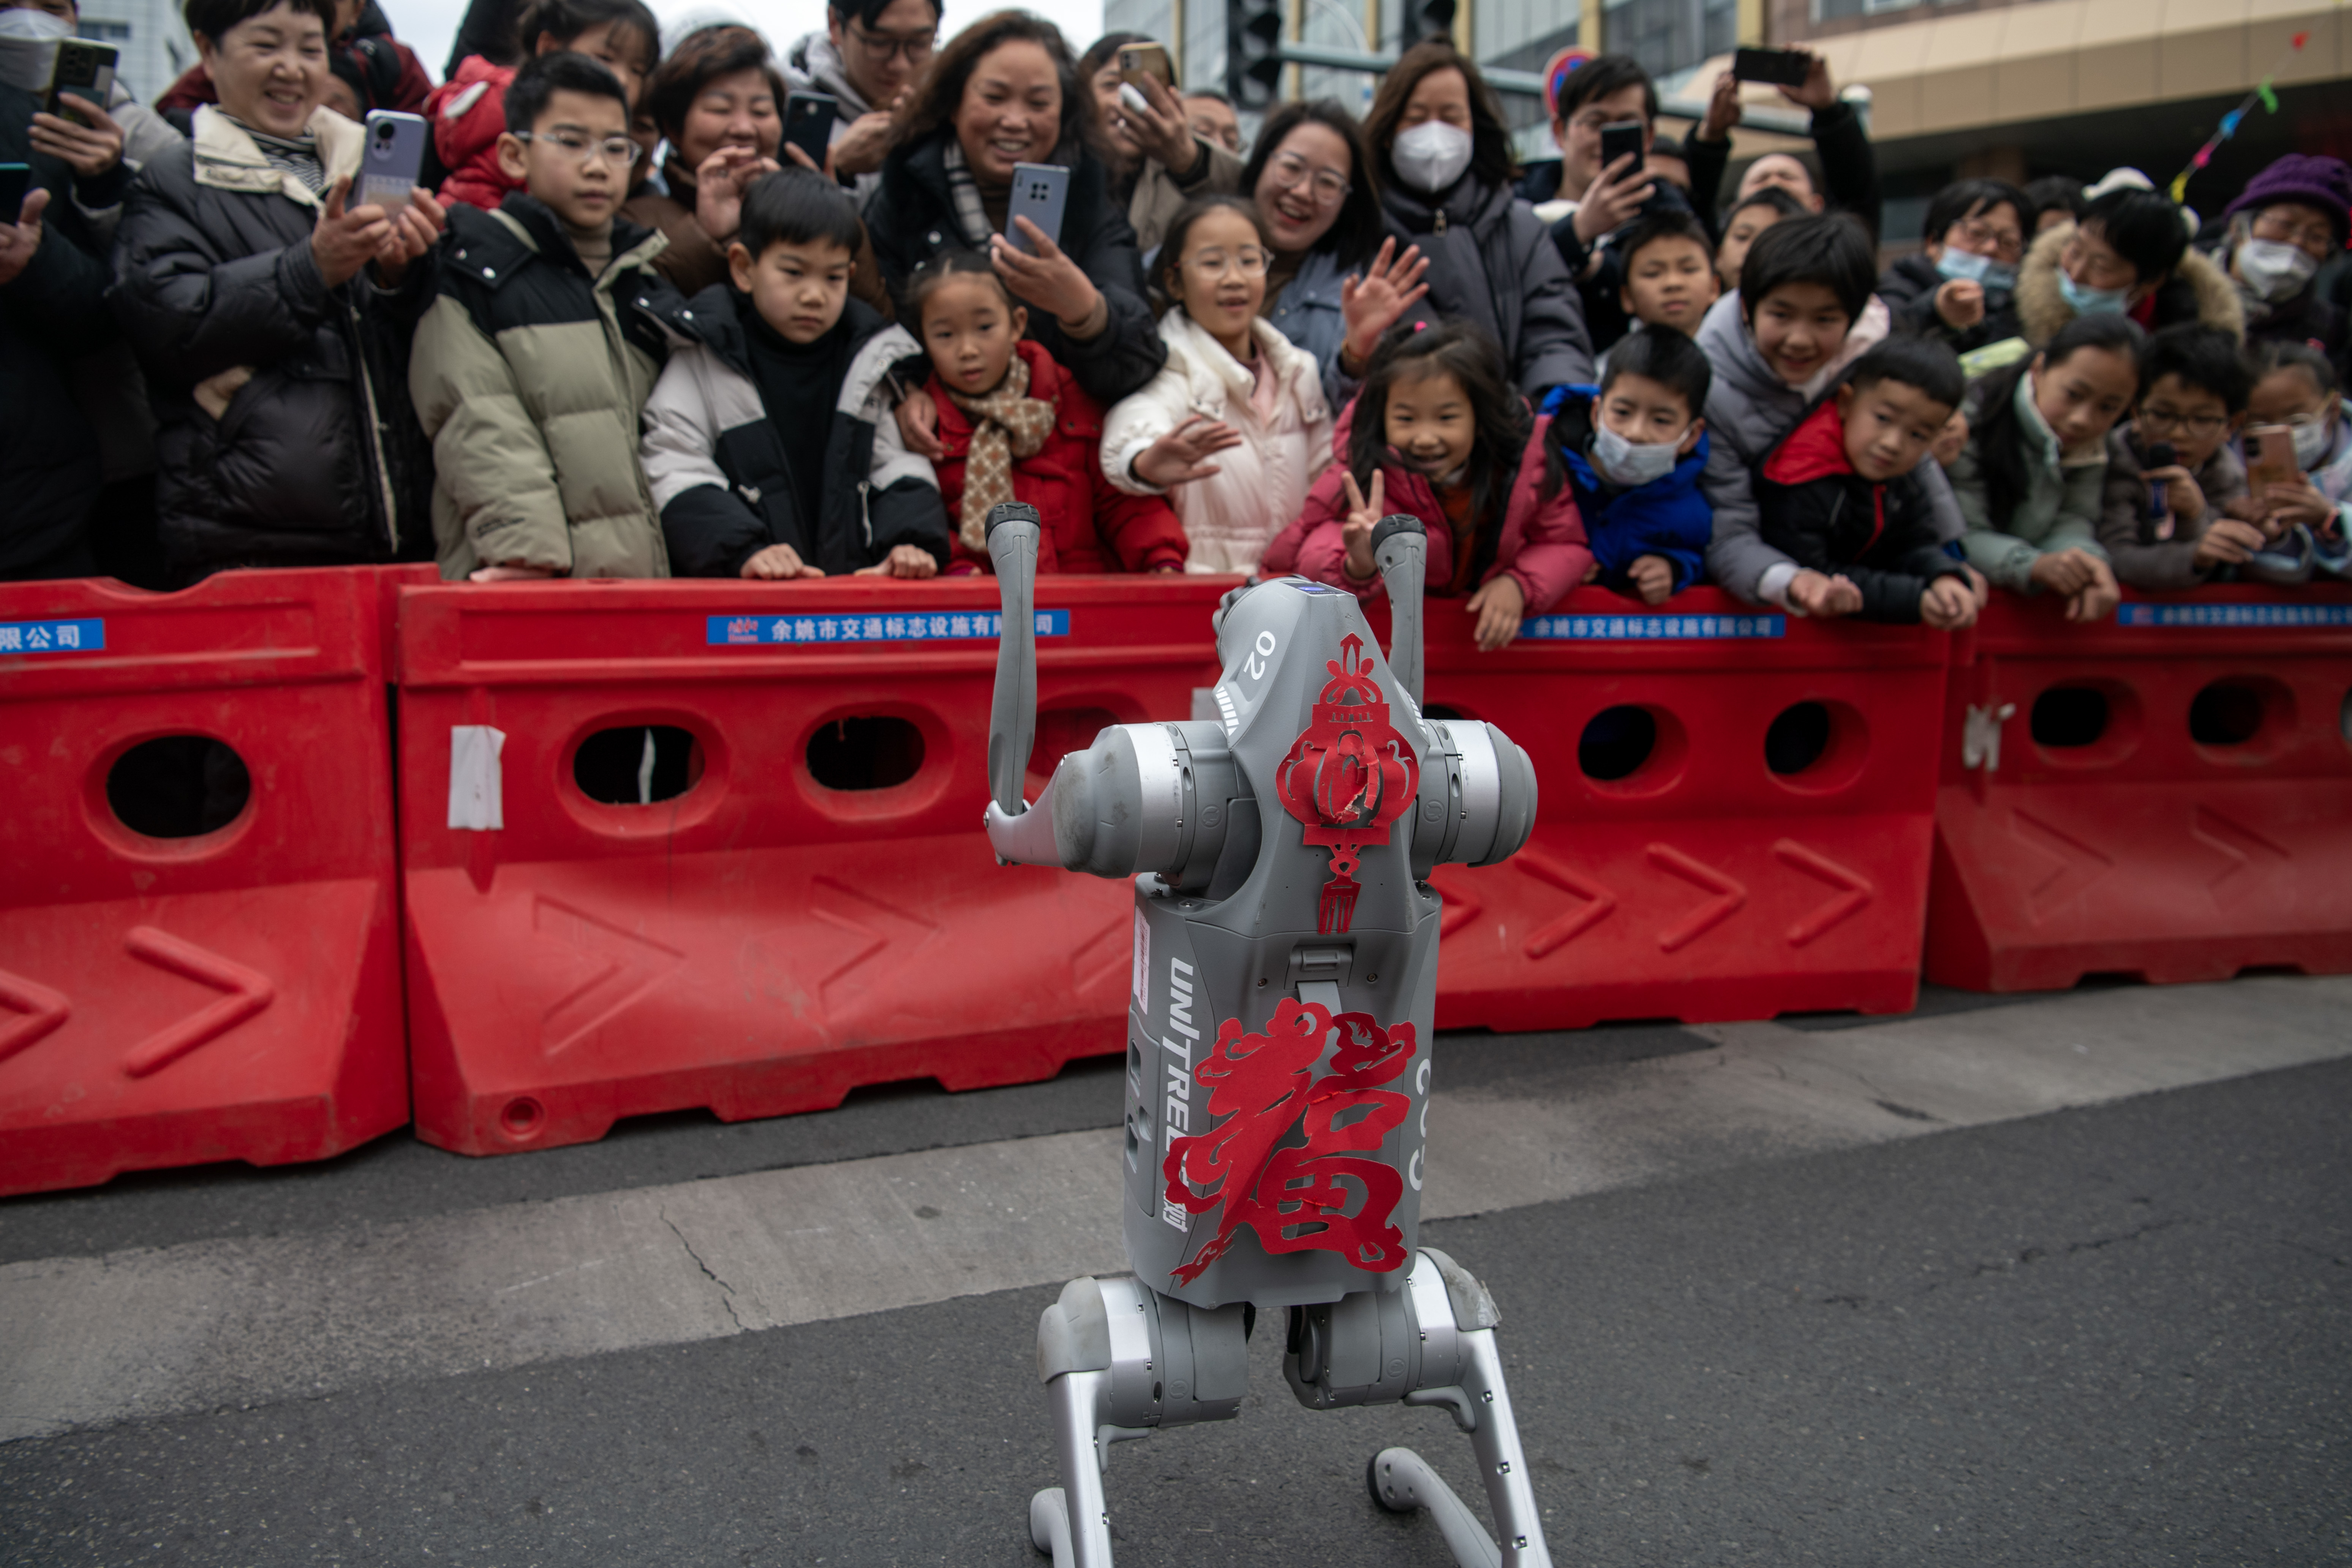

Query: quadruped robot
left=979, top=501, right=1553, bottom=1566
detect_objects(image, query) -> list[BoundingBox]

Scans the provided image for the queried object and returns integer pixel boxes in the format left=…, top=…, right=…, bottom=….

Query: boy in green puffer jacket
left=410, top=50, right=684, bottom=579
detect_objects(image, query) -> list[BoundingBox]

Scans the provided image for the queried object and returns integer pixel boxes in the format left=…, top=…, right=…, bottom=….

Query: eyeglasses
left=2249, top=207, right=2336, bottom=254
left=1265, top=151, right=1347, bottom=206
left=1950, top=216, right=2023, bottom=262
left=846, top=22, right=936, bottom=63
left=515, top=129, right=637, bottom=167
left=2139, top=405, right=2229, bottom=437
left=1182, top=246, right=1270, bottom=277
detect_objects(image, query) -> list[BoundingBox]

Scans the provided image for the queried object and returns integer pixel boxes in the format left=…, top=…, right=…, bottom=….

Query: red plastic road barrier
left=395, top=576, right=1233, bottom=1156
left=0, top=567, right=425, bottom=1197
left=1362, top=587, right=1952, bottom=1029
left=1926, top=585, right=2352, bottom=991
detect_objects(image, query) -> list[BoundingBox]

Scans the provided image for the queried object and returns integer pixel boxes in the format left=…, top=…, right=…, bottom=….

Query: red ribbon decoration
left=1274, top=632, right=1418, bottom=934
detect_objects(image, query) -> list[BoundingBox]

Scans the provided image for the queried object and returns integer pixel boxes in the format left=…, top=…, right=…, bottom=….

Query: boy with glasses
left=2095, top=324, right=2259, bottom=589
left=783, top=0, right=939, bottom=196
left=410, top=51, right=687, bottom=579
left=1879, top=178, right=2029, bottom=356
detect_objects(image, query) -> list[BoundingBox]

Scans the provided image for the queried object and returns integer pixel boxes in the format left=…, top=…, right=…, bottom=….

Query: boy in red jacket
left=1754, top=335, right=1978, bottom=627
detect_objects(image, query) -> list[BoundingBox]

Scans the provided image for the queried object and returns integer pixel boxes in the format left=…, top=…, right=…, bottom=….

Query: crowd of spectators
left=5, top=0, right=2350, bottom=627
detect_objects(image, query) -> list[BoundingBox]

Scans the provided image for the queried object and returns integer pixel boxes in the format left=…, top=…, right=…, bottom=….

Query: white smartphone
left=359, top=109, right=429, bottom=212
left=1005, top=161, right=1070, bottom=256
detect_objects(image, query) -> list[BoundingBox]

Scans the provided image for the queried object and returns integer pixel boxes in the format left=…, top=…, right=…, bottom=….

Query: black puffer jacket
left=1, top=83, right=113, bottom=579
left=110, top=106, right=433, bottom=577
left=860, top=133, right=1165, bottom=408
left=1379, top=175, right=1594, bottom=396
left=1879, top=251, right=2021, bottom=356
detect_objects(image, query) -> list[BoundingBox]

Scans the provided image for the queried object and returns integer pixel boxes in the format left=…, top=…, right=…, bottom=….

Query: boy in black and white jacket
left=640, top=169, right=948, bottom=579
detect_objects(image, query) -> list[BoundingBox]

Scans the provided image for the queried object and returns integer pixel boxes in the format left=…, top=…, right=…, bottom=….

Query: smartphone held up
left=1005, top=161, right=1069, bottom=256
left=359, top=110, right=428, bottom=212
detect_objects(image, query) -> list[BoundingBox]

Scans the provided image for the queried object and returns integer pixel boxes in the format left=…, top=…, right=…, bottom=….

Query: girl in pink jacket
left=1263, top=319, right=1592, bottom=649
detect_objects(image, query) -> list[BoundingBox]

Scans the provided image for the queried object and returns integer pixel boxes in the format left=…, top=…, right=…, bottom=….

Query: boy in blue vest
left=1538, top=327, right=1713, bottom=604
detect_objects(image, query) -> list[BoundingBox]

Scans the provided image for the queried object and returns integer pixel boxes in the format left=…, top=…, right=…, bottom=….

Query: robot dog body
left=982, top=505, right=1552, bottom=1566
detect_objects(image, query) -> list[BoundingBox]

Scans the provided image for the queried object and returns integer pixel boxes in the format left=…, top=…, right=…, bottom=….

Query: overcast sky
left=392, top=0, right=1110, bottom=86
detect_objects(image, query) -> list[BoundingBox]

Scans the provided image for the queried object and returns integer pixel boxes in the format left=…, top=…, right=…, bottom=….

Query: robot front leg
left=1290, top=1250, right=1554, bottom=1568
left=1029, top=1276, right=1250, bottom=1566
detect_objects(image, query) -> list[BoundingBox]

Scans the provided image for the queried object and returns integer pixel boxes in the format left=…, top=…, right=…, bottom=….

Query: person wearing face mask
left=1879, top=178, right=2029, bottom=356
left=2231, top=339, right=2352, bottom=582
left=2205, top=155, right=2351, bottom=380
left=1364, top=39, right=1593, bottom=399
left=2015, top=176, right=2241, bottom=350
left=1535, top=327, right=1714, bottom=606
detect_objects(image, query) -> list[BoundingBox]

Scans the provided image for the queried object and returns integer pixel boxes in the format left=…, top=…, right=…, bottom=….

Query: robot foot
left=1288, top=1249, right=1553, bottom=1567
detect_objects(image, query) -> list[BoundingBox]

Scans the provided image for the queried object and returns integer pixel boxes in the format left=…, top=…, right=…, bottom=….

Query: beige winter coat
left=1100, top=310, right=1332, bottom=575
left=2014, top=221, right=2245, bottom=348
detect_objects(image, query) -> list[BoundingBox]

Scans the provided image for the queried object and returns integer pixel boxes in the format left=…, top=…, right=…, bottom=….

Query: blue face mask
left=2059, top=271, right=2131, bottom=316
left=1935, top=247, right=2017, bottom=293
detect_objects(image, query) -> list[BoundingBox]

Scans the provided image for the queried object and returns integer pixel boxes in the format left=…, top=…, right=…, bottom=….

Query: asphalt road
left=1, top=980, right=2347, bottom=1567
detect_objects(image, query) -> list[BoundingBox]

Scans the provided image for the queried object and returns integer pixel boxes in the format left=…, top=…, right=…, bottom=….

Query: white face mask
left=1590, top=420, right=1687, bottom=487
left=1392, top=120, right=1474, bottom=196
left=2292, top=413, right=2335, bottom=469
left=1935, top=246, right=2017, bottom=292
left=0, top=8, right=70, bottom=94
left=2236, top=237, right=2320, bottom=303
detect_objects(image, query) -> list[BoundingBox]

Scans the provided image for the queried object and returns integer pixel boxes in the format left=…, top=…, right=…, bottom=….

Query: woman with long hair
left=861, top=9, right=1165, bottom=409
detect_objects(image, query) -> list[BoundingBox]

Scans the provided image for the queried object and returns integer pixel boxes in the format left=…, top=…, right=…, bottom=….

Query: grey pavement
left=0, top=975, right=2347, bottom=1565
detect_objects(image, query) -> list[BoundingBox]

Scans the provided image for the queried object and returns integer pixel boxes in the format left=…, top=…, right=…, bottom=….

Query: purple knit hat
left=2224, top=153, right=2352, bottom=246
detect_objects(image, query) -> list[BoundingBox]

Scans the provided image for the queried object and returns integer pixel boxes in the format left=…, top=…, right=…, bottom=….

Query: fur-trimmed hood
left=2014, top=220, right=2245, bottom=347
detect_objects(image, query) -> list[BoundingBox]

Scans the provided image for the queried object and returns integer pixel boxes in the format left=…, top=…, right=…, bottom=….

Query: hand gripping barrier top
left=0, top=567, right=427, bottom=1197
left=1926, top=584, right=2352, bottom=991
left=395, top=575, right=1235, bottom=1155
left=1363, top=587, right=1952, bottom=1029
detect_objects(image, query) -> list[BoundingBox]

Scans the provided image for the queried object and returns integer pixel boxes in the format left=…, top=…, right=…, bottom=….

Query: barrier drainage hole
left=1579, top=706, right=1656, bottom=781
left=575, top=726, right=700, bottom=805
left=2031, top=688, right=2110, bottom=748
left=106, top=737, right=251, bottom=838
left=1765, top=702, right=1832, bottom=775
left=500, top=1097, right=545, bottom=1138
left=808, top=716, right=925, bottom=790
left=2189, top=683, right=2264, bottom=746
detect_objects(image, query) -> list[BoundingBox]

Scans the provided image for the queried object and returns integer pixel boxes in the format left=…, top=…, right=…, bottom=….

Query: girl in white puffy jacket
left=1101, top=198, right=1336, bottom=574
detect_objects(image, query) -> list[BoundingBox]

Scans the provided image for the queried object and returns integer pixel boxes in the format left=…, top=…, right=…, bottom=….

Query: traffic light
left=1401, top=0, right=1455, bottom=45
left=1226, top=0, right=1285, bottom=112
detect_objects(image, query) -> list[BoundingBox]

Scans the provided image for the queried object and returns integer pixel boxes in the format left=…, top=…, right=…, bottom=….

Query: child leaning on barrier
left=1755, top=335, right=1977, bottom=628
left=410, top=52, right=682, bottom=581
left=2095, top=324, right=2257, bottom=590
left=1263, top=318, right=1592, bottom=651
left=1694, top=212, right=1976, bottom=616
left=2232, top=341, right=2352, bottom=583
left=903, top=250, right=1187, bottom=575
left=1099, top=197, right=1335, bottom=575
left=1536, top=327, right=1712, bottom=606
left=1946, top=313, right=2142, bottom=622
left=638, top=169, right=950, bottom=579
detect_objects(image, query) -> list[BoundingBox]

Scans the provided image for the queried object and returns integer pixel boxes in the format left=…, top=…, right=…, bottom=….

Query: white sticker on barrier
left=448, top=726, right=507, bottom=831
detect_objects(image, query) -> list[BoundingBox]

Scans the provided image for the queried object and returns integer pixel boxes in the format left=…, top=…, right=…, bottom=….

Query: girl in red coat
left=1264, top=319, right=1592, bottom=649
left=425, top=0, right=660, bottom=213
left=905, top=254, right=1187, bottom=574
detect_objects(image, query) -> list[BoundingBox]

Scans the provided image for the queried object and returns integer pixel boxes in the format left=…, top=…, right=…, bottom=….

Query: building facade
left=73, top=0, right=195, bottom=107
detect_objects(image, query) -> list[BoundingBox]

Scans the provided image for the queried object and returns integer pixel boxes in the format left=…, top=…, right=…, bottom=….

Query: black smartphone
left=783, top=92, right=838, bottom=172
left=1732, top=46, right=1811, bottom=87
left=1598, top=119, right=1645, bottom=178
left=47, top=38, right=117, bottom=126
left=0, top=163, right=29, bottom=220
